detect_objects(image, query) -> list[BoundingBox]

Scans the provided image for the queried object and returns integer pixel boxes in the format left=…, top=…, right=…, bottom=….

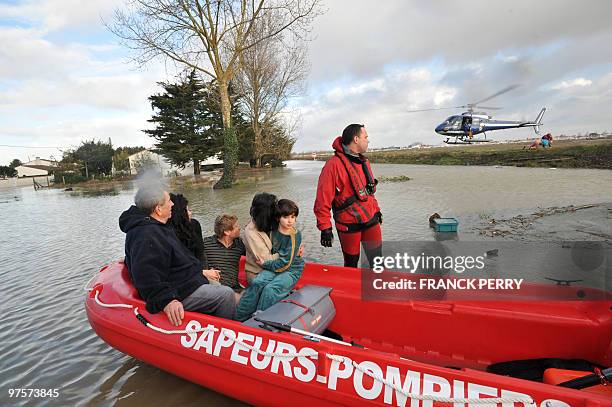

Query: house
left=15, top=157, right=59, bottom=178
left=16, top=165, right=48, bottom=177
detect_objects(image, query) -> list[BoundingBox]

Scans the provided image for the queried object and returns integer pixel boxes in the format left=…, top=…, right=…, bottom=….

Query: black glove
left=320, top=228, right=333, bottom=247
left=376, top=211, right=383, bottom=225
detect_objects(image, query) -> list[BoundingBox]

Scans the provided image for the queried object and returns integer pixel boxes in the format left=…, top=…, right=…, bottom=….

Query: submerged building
left=15, top=157, right=59, bottom=178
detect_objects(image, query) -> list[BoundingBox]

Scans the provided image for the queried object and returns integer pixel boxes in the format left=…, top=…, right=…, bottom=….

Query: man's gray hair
left=135, top=183, right=166, bottom=215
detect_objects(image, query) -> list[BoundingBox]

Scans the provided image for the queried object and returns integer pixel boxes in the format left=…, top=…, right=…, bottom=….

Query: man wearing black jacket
left=119, top=184, right=236, bottom=326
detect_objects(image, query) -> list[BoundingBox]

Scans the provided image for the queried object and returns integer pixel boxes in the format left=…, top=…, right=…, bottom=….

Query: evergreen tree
left=9, top=159, right=22, bottom=168
left=144, top=71, right=223, bottom=175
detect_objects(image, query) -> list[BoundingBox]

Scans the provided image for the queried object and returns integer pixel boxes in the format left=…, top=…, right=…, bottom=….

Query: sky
left=1, top=0, right=612, bottom=164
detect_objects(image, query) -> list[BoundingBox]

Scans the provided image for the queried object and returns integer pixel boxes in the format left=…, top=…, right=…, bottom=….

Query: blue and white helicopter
left=409, top=85, right=546, bottom=144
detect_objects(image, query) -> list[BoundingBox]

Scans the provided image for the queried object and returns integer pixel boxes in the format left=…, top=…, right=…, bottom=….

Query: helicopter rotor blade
left=472, top=84, right=520, bottom=106
left=406, top=106, right=460, bottom=113
left=473, top=105, right=503, bottom=110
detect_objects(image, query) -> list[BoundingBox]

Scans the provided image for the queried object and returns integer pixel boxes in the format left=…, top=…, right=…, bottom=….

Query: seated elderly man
left=119, top=183, right=236, bottom=325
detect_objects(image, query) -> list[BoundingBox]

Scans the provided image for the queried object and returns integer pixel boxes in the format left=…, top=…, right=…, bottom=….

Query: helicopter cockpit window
left=447, top=116, right=462, bottom=129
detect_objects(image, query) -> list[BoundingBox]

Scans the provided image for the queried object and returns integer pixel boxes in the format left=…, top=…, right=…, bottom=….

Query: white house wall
left=16, top=166, right=48, bottom=177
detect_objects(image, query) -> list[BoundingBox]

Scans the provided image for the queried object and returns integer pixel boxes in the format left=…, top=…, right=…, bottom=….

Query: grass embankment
left=298, top=139, right=612, bottom=169
left=368, top=139, right=612, bottom=169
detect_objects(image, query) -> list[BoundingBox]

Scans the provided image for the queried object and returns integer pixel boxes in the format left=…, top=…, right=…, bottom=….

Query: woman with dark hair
left=236, top=199, right=305, bottom=321
left=169, top=193, right=206, bottom=263
left=242, top=192, right=305, bottom=285
left=242, top=192, right=279, bottom=283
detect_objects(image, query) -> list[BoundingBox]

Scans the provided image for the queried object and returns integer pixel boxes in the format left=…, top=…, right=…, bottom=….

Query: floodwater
left=1, top=160, right=611, bottom=406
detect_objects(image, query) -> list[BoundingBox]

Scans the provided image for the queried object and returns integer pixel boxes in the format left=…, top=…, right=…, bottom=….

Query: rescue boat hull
left=85, top=260, right=612, bottom=406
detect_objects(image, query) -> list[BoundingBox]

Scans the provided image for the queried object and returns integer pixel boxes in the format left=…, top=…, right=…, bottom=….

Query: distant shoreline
left=293, top=138, right=612, bottom=169
left=0, top=166, right=277, bottom=191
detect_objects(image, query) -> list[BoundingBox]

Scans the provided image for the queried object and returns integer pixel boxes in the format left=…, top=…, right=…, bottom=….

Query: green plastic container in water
left=433, top=217, right=459, bottom=232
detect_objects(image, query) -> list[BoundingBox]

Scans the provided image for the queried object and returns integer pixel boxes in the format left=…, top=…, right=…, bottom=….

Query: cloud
left=501, top=56, right=519, bottom=63
left=0, top=2, right=174, bottom=164
left=295, top=66, right=456, bottom=151
left=0, top=0, right=123, bottom=32
left=0, top=24, right=169, bottom=119
left=323, top=78, right=386, bottom=104
left=0, top=27, right=88, bottom=80
left=1, top=112, right=155, bottom=163
left=0, top=73, right=162, bottom=110
left=551, top=78, right=593, bottom=90
left=433, top=88, right=456, bottom=106
left=307, top=0, right=612, bottom=81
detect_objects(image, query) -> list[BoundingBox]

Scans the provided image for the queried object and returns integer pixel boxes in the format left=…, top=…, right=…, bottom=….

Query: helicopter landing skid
left=444, top=137, right=491, bottom=145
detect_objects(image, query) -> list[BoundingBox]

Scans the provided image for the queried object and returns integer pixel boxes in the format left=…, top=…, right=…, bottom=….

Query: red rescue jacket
left=314, top=137, right=381, bottom=232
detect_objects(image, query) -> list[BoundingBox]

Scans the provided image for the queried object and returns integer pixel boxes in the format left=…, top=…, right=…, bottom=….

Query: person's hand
left=298, top=243, right=304, bottom=257
left=376, top=211, right=383, bottom=225
left=254, top=255, right=264, bottom=266
left=320, top=228, right=333, bottom=247
left=203, top=268, right=220, bottom=282
left=163, top=300, right=184, bottom=327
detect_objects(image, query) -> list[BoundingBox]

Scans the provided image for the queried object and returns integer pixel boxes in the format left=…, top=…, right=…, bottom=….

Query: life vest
left=314, top=137, right=381, bottom=232
left=333, top=150, right=377, bottom=212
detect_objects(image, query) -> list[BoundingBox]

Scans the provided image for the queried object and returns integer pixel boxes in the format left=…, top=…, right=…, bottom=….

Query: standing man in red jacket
left=314, top=124, right=382, bottom=268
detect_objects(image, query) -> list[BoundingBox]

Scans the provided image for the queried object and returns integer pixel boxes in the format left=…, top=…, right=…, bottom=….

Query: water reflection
left=71, top=188, right=120, bottom=197
left=83, top=359, right=246, bottom=407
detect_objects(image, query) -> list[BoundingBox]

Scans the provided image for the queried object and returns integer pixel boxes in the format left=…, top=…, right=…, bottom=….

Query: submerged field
left=296, top=139, right=612, bottom=169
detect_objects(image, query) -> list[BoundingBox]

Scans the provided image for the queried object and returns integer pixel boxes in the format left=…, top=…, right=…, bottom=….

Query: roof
left=23, top=157, right=59, bottom=171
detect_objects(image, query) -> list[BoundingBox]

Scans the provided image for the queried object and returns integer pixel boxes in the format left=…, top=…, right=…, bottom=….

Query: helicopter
left=408, top=85, right=546, bottom=144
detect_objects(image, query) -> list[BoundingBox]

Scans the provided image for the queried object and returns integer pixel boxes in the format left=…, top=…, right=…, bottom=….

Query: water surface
left=1, top=161, right=610, bottom=406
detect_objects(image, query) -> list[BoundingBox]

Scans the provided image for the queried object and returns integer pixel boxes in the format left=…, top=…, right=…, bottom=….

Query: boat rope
left=94, top=290, right=133, bottom=309
left=326, top=354, right=535, bottom=405
left=133, top=307, right=217, bottom=335
left=83, top=273, right=99, bottom=292
left=93, top=290, right=214, bottom=335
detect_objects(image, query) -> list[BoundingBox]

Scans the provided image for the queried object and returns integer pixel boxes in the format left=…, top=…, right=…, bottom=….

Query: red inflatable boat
left=85, top=259, right=611, bottom=406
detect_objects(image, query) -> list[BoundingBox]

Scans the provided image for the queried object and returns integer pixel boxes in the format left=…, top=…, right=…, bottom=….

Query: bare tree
left=232, top=11, right=308, bottom=167
left=109, top=0, right=319, bottom=188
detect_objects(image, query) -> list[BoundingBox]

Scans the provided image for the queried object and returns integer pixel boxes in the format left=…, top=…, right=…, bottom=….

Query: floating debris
left=485, top=249, right=499, bottom=257
left=378, top=175, right=411, bottom=183
left=473, top=203, right=610, bottom=241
